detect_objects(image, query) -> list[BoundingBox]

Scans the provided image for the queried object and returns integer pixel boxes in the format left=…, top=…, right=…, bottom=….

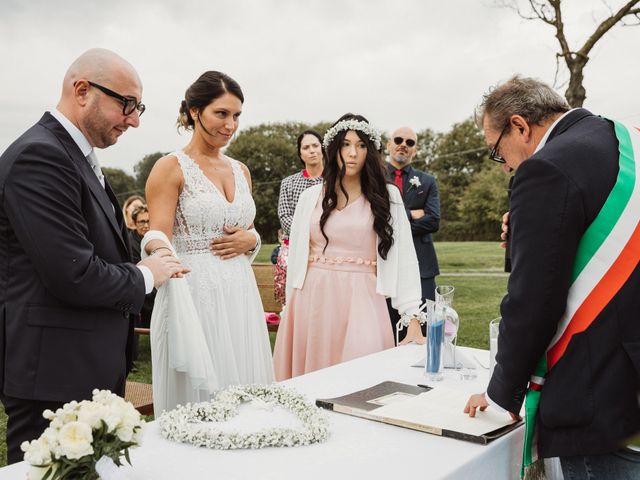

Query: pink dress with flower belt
left=273, top=194, right=394, bottom=380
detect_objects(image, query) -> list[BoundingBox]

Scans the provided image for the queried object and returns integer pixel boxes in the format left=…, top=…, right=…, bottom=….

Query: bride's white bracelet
left=399, top=312, right=427, bottom=328
left=246, top=228, right=260, bottom=255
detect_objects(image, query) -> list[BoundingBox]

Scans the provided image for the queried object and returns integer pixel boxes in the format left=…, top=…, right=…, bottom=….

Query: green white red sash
left=521, top=121, right=640, bottom=477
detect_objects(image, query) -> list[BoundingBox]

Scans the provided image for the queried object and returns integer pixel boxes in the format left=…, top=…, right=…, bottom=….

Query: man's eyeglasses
left=488, top=124, right=509, bottom=164
left=86, top=81, right=146, bottom=117
left=135, top=219, right=150, bottom=226
left=393, top=137, right=416, bottom=148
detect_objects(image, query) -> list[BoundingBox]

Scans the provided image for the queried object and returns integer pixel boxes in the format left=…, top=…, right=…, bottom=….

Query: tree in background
left=503, top=0, right=640, bottom=106
left=225, top=121, right=330, bottom=242
left=133, top=118, right=510, bottom=242
left=421, top=118, right=492, bottom=240
left=102, top=167, right=138, bottom=205
left=410, top=128, right=438, bottom=167
left=134, top=151, right=167, bottom=193
left=457, top=166, right=510, bottom=240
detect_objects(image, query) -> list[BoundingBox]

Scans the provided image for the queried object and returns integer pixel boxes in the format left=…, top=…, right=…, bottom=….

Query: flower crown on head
left=322, top=119, right=382, bottom=151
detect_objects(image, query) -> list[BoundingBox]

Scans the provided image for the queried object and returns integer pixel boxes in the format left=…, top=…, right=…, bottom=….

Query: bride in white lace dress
left=143, top=72, right=274, bottom=413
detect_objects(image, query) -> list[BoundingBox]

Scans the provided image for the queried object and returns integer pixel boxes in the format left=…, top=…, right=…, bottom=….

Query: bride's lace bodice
left=172, top=151, right=256, bottom=255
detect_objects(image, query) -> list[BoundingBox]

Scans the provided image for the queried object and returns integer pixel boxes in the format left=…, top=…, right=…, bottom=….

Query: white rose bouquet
left=21, top=389, right=145, bottom=480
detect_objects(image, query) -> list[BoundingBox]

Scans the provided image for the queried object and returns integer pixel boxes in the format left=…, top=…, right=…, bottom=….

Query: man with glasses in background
left=385, top=127, right=440, bottom=344
left=0, top=48, right=184, bottom=463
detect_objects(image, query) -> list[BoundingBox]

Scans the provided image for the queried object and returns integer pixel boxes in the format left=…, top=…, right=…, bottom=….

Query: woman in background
left=273, top=113, right=425, bottom=380
left=122, top=194, right=145, bottom=230
left=275, top=130, right=325, bottom=304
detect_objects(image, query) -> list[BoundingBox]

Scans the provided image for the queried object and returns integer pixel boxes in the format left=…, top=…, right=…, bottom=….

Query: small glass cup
left=435, top=285, right=455, bottom=307
left=489, top=317, right=501, bottom=376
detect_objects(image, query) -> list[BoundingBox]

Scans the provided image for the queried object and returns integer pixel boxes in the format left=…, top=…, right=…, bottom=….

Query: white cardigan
left=286, top=184, right=423, bottom=317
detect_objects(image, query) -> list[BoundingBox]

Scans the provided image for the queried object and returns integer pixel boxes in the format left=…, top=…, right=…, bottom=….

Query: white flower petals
left=21, top=389, right=145, bottom=473
left=159, top=384, right=330, bottom=449
left=323, top=119, right=382, bottom=151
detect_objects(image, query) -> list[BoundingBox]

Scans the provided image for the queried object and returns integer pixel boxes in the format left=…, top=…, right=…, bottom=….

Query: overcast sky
left=1, top=0, right=638, bottom=173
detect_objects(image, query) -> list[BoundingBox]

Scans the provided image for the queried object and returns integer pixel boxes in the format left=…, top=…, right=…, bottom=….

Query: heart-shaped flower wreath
left=159, top=384, right=329, bottom=449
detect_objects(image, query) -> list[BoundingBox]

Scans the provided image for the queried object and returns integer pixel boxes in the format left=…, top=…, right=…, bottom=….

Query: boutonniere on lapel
left=407, top=176, right=421, bottom=192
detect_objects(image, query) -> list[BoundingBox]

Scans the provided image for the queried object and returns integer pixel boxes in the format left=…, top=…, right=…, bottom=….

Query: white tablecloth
left=0, top=345, right=523, bottom=479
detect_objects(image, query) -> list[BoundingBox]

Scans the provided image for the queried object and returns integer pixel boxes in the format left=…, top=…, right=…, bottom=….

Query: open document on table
left=317, top=381, right=520, bottom=444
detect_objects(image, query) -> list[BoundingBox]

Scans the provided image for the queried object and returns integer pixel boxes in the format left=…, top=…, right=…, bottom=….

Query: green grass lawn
left=434, top=241, right=507, bottom=272
left=258, top=241, right=508, bottom=350
left=438, top=275, right=506, bottom=349
left=0, top=242, right=507, bottom=467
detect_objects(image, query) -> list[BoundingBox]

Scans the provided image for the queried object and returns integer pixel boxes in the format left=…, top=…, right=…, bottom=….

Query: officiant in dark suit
left=0, top=48, right=185, bottom=464
left=385, top=127, right=440, bottom=344
left=464, top=76, right=640, bottom=479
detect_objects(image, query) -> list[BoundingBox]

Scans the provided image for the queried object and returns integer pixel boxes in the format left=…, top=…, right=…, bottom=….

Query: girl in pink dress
left=274, top=113, right=426, bottom=380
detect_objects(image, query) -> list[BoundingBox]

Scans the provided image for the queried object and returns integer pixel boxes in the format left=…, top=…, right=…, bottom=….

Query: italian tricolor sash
left=521, top=121, right=640, bottom=477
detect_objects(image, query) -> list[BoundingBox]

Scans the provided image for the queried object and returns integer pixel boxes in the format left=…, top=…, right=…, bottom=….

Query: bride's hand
left=210, top=226, right=257, bottom=260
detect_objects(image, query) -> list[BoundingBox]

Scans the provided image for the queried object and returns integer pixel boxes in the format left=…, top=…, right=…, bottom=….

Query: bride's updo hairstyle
left=177, top=71, right=244, bottom=131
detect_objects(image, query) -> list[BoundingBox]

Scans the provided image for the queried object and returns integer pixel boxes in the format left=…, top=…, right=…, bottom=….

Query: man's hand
left=210, top=226, right=257, bottom=260
left=464, top=392, right=521, bottom=421
left=398, top=318, right=426, bottom=345
left=139, top=250, right=189, bottom=288
left=500, top=211, right=509, bottom=249
left=464, top=393, right=489, bottom=417
left=410, top=209, right=425, bottom=220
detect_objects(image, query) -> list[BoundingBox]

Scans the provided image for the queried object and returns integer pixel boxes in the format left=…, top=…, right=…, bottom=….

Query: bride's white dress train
left=145, top=151, right=274, bottom=414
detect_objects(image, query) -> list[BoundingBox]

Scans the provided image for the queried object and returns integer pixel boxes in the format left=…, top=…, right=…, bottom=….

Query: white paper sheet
left=371, top=386, right=515, bottom=437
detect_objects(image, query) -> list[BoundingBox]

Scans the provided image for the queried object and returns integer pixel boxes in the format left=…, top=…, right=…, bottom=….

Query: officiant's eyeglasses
left=488, top=124, right=508, bottom=164
left=86, top=81, right=146, bottom=117
left=393, top=137, right=416, bottom=147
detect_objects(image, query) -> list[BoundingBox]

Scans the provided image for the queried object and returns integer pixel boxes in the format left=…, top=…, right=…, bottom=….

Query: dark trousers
left=1, top=395, right=64, bottom=464
left=387, top=276, right=436, bottom=344
left=558, top=449, right=640, bottom=480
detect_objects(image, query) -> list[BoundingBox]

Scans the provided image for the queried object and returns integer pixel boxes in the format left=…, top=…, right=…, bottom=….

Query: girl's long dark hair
left=320, top=113, right=394, bottom=259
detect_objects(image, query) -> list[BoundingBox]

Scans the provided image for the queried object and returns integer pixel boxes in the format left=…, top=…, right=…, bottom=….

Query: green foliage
left=457, top=166, right=510, bottom=239
left=133, top=152, right=167, bottom=193
left=102, top=167, right=139, bottom=205
left=131, top=117, right=511, bottom=241
left=225, top=122, right=329, bottom=242
left=411, top=117, right=508, bottom=240
left=412, top=127, right=438, bottom=167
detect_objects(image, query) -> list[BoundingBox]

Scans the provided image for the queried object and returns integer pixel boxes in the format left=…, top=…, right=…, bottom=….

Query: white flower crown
left=322, top=119, right=382, bottom=151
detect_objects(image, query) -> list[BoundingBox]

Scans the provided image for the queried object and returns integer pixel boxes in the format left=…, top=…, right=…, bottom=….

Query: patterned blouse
left=277, top=170, right=323, bottom=238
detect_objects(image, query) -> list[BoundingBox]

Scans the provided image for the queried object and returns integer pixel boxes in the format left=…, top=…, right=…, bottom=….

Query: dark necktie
left=394, top=169, right=403, bottom=195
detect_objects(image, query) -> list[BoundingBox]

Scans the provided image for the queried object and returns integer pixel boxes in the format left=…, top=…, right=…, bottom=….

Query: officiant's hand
left=399, top=318, right=426, bottom=345
left=210, top=226, right=257, bottom=259
left=500, top=211, right=509, bottom=248
left=464, top=393, right=488, bottom=417
left=464, top=393, right=521, bottom=421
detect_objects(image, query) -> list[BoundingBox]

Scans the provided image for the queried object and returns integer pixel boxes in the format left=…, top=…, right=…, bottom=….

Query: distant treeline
left=108, top=118, right=509, bottom=242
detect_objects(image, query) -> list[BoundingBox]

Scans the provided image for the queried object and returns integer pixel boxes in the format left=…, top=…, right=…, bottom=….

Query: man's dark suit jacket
left=387, top=164, right=440, bottom=279
left=488, top=109, right=640, bottom=458
left=0, top=112, right=146, bottom=403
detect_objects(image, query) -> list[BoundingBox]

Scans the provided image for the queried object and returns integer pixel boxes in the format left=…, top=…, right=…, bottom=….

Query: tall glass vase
left=426, top=303, right=445, bottom=381
left=435, top=285, right=460, bottom=369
